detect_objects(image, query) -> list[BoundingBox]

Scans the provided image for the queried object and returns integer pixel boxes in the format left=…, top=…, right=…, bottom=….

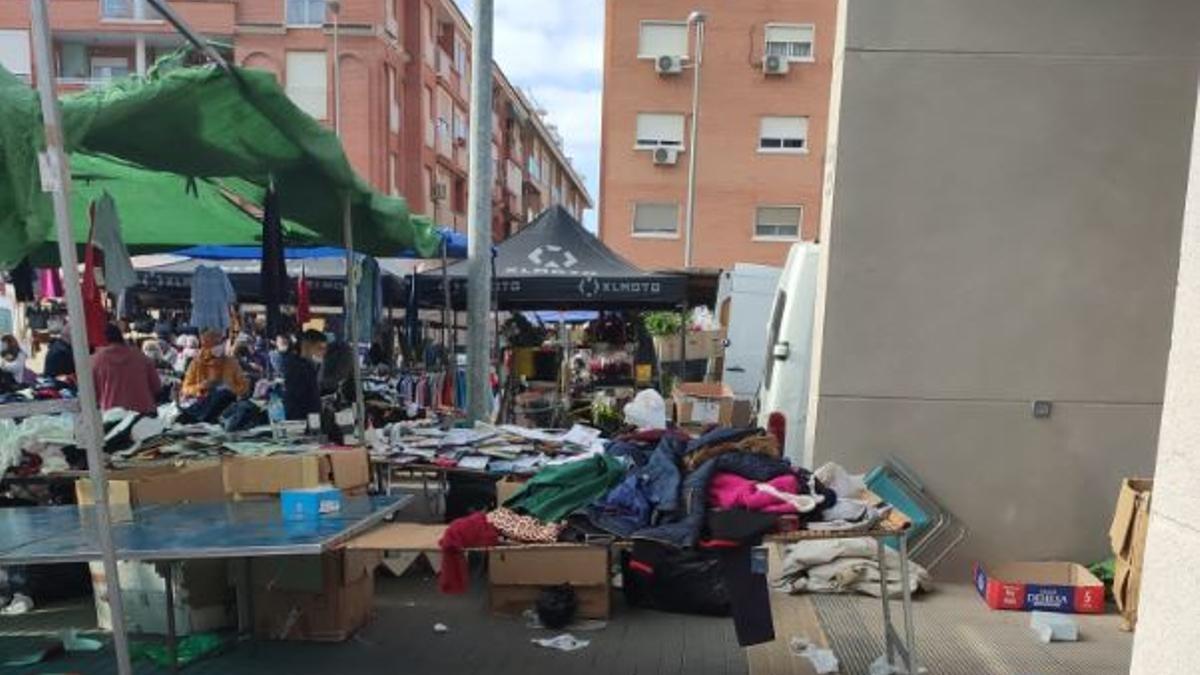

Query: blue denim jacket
left=585, top=435, right=684, bottom=537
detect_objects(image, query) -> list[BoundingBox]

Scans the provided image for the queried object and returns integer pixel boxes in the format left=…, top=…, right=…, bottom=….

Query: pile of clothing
left=437, top=425, right=853, bottom=647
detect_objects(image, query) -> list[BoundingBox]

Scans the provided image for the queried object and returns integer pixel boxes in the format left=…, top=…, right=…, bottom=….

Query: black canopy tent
left=134, top=255, right=421, bottom=307
left=413, top=206, right=690, bottom=310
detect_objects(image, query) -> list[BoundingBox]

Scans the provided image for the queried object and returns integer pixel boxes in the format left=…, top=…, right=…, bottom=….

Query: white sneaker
left=0, top=593, right=33, bottom=615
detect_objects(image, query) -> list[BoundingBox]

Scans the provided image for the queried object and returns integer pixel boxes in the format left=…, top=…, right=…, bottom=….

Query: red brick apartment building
left=0, top=0, right=590, bottom=241
left=599, top=0, right=835, bottom=269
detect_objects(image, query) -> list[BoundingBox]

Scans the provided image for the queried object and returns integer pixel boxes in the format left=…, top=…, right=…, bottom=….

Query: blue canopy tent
left=170, top=228, right=468, bottom=261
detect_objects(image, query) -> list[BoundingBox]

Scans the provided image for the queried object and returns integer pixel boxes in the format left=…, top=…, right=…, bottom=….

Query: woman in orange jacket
left=181, top=330, right=249, bottom=401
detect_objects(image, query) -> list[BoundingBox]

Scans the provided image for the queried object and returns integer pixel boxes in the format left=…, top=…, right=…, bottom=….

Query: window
left=386, top=65, right=400, bottom=133
left=423, top=167, right=435, bottom=215
left=90, top=56, right=130, bottom=81
left=100, top=0, right=159, bottom=20
left=755, top=206, right=802, bottom=239
left=638, top=21, right=688, bottom=58
left=285, top=51, right=327, bottom=119
left=452, top=176, right=466, bottom=214
left=0, top=30, right=31, bottom=78
left=762, top=290, right=788, bottom=389
left=635, top=113, right=685, bottom=149
left=453, top=109, right=468, bottom=145
left=759, top=116, right=808, bottom=153
left=59, top=43, right=88, bottom=79
left=765, top=24, right=814, bottom=61
left=633, top=202, right=679, bottom=236
left=423, top=86, right=435, bottom=147
left=389, top=154, right=399, bottom=196
left=287, top=0, right=326, bottom=26
left=453, top=35, right=467, bottom=74
left=527, top=147, right=542, bottom=182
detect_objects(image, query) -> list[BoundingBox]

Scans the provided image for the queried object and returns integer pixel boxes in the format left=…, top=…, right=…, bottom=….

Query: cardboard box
left=223, top=448, right=369, bottom=496
left=974, top=562, right=1105, bottom=614
left=76, top=461, right=226, bottom=507
left=91, top=560, right=232, bottom=636
left=654, top=329, right=726, bottom=364
left=488, top=545, right=610, bottom=619
left=250, top=549, right=381, bottom=642
left=1109, top=478, right=1152, bottom=630
left=495, top=476, right=526, bottom=505
left=672, top=382, right=735, bottom=427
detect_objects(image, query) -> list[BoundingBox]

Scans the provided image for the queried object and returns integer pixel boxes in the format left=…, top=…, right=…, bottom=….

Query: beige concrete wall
left=1130, top=73, right=1200, bottom=675
left=812, top=0, right=1200, bottom=574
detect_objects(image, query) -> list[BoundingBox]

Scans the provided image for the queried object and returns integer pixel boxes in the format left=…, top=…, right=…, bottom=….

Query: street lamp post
left=683, top=10, right=706, bottom=269
left=329, top=0, right=342, bottom=137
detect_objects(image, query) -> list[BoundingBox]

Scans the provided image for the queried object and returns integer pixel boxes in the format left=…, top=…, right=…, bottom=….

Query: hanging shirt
left=189, top=265, right=236, bottom=332
left=91, top=192, right=138, bottom=296
left=349, top=255, right=382, bottom=344
left=260, top=188, right=287, bottom=336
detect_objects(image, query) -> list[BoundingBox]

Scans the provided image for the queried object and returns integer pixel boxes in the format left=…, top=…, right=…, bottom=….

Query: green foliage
left=642, top=311, right=683, bottom=338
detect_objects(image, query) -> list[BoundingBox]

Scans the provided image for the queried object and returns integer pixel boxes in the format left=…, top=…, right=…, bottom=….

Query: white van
left=713, top=263, right=783, bottom=398
left=756, top=243, right=821, bottom=464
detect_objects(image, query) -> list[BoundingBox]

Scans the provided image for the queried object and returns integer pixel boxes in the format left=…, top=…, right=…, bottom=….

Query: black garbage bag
left=621, top=540, right=731, bottom=616
left=536, top=584, right=579, bottom=629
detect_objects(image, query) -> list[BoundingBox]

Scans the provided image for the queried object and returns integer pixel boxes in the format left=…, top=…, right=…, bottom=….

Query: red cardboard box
left=974, top=561, right=1104, bottom=614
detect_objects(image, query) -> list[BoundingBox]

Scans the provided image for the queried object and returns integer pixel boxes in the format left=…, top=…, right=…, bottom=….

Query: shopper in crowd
left=270, top=333, right=291, bottom=379
left=181, top=329, right=249, bottom=402
left=282, top=329, right=327, bottom=420
left=173, top=333, right=200, bottom=374
left=141, top=339, right=173, bottom=371
left=42, top=327, right=75, bottom=380
left=93, top=324, right=161, bottom=414
left=233, top=337, right=266, bottom=381
left=0, top=335, right=33, bottom=385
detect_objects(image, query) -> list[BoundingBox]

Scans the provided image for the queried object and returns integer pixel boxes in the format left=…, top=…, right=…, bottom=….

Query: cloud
left=454, top=0, right=604, bottom=228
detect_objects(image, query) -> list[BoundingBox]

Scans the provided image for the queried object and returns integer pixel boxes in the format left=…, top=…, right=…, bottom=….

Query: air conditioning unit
left=652, top=147, right=680, bottom=166
left=431, top=183, right=448, bottom=202
left=763, top=54, right=790, bottom=76
left=655, top=55, right=684, bottom=76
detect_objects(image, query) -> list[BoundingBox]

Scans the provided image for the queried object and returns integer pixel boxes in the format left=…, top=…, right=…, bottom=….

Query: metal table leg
left=876, top=537, right=896, bottom=668
left=897, top=533, right=919, bottom=673
left=163, top=561, right=178, bottom=674
left=235, top=558, right=252, bottom=637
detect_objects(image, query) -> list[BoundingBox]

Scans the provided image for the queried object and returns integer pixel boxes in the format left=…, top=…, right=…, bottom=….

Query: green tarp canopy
left=0, top=63, right=440, bottom=268
left=24, top=153, right=320, bottom=265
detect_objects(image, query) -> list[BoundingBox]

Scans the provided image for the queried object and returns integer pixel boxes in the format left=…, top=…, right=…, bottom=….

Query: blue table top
left=0, top=495, right=410, bottom=564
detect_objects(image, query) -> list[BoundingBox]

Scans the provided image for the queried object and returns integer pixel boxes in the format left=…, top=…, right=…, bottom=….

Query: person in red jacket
left=92, top=324, right=162, bottom=414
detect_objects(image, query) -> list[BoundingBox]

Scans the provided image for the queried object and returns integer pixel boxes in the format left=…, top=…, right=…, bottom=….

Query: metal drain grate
left=810, top=585, right=1132, bottom=675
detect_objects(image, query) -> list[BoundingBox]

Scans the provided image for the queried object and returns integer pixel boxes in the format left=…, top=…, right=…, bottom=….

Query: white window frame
left=753, top=205, right=803, bottom=241
left=285, top=0, right=326, bottom=28
left=632, top=202, right=681, bottom=239
left=99, top=0, right=163, bottom=23
left=0, top=30, right=32, bottom=78
left=387, top=65, right=400, bottom=133
left=758, top=116, right=808, bottom=155
left=284, top=51, right=328, bottom=120
left=764, top=23, right=815, bottom=63
left=90, top=55, right=131, bottom=81
left=637, top=20, right=688, bottom=60
left=635, top=112, right=686, bottom=151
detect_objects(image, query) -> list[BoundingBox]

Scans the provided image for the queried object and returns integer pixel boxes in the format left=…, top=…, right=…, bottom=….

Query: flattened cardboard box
left=1109, top=478, right=1152, bottom=630
left=974, top=561, right=1104, bottom=614
left=223, top=448, right=369, bottom=495
left=488, top=545, right=610, bottom=619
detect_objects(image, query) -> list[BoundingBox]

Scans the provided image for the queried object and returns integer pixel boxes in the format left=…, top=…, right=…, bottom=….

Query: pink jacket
left=708, top=472, right=802, bottom=513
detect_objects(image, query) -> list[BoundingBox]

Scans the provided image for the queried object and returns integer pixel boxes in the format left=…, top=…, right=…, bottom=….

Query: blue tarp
left=526, top=311, right=600, bottom=324
left=173, top=228, right=468, bottom=261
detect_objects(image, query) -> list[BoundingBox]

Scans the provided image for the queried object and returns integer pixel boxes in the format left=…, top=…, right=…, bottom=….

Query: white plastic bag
left=623, top=389, right=666, bottom=430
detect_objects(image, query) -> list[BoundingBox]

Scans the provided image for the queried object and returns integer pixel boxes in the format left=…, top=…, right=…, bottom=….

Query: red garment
left=709, top=473, right=802, bottom=513
left=296, top=266, right=311, bottom=326
left=92, top=344, right=162, bottom=414
left=81, top=243, right=107, bottom=350
left=438, top=512, right=498, bottom=594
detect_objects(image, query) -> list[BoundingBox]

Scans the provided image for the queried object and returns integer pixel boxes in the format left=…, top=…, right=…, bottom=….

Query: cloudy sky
left=454, top=0, right=605, bottom=229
